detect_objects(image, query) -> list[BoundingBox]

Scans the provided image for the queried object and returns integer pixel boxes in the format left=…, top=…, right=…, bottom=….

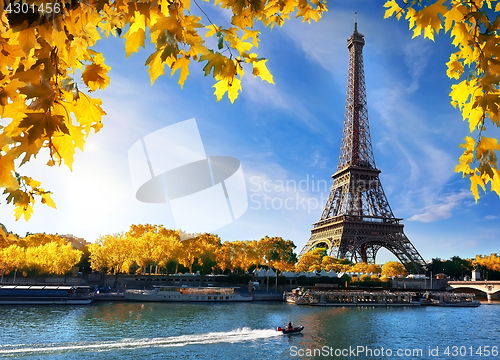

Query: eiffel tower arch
left=298, top=21, right=425, bottom=273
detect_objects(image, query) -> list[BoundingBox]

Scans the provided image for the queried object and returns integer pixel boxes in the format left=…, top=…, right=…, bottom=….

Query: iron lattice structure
left=298, top=23, right=425, bottom=273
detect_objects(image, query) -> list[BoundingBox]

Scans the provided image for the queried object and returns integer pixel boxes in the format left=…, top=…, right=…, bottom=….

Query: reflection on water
left=0, top=302, right=498, bottom=359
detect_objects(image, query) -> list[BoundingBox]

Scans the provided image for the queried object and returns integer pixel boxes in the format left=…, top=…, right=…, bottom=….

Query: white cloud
left=484, top=215, right=499, bottom=220
left=408, top=189, right=471, bottom=222
left=403, top=39, right=431, bottom=93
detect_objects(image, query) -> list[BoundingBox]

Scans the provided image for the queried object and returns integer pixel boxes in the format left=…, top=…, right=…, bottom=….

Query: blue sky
left=1, top=0, right=499, bottom=263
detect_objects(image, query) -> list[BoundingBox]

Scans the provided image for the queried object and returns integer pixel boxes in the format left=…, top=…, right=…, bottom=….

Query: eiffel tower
left=298, top=20, right=425, bottom=273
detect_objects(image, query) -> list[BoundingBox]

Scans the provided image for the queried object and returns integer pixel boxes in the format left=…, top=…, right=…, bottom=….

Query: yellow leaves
left=406, top=0, right=447, bottom=41
left=296, top=6, right=322, bottom=23
left=170, top=55, right=190, bottom=88
left=214, top=77, right=242, bottom=103
left=455, top=136, right=500, bottom=202
left=201, top=51, right=228, bottom=77
left=14, top=203, right=34, bottom=222
left=455, top=149, right=474, bottom=175
left=124, top=12, right=147, bottom=57
left=446, top=53, right=464, bottom=80
left=450, top=79, right=473, bottom=110
left=443, top=4, right=465, bottom=34
left=41, top=193, right=56, bottom=209
left=0, top=0, right=319, bottom=221
left=486, top=167, right=500, bottom=196
left=15, top=27, right=39, bottom=57
left=476, top=137, right=500, bottom=159
left=0, top=154, right=18, bottom=189
left=82, top=58, right=111, bottom=91
left=470, top=171, right=486, bottom=202
left=383, top=0, right=403, bottom=20
left=245, top=53, right=274, bottom=83
left=252, top=60, right=274, bottom=84
left=146, top=49, right=167, bottom=84
left=19, top=112, right=69, bottom=144
left=124, top=29, right=146, bottom=57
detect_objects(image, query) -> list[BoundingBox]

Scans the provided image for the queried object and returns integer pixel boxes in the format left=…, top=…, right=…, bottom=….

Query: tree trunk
left=114, top=270, right=119, bottom=289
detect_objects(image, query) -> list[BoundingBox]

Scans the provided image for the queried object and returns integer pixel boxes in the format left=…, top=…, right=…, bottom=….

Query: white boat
left=0, top=285, right=93, bottom=305
left=125, top=286, right=253, bottom=302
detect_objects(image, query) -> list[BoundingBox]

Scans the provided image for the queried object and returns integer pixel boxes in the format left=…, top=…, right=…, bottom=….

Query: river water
left=0, top=301, right=498, bottom=359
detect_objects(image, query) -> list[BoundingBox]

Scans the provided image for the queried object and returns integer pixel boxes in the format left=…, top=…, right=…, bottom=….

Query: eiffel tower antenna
left=298, top=21, right=425, bottom=273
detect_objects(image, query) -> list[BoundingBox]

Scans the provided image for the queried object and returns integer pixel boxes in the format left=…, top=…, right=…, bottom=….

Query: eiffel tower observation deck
left=298, top=20, right=425, bottom=273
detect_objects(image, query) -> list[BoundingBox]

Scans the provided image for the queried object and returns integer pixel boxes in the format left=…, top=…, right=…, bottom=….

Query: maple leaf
left=446, top=54, right=464, bottom=80
left=252, top=59, right=274, bottom=84
left=407, top=0, right=447, bottom=41
left=16, top=27, right=39, bottom=57
left=443, top=4, right=465, bottom=33
left=124, top=28, right=146, bottom=57
left=22, top=82, right=56, bottom=111
left=170, top=55, right=190, bottom=88
left=146, top=49, right=166, bottom=84
left=470, top=172, right=485, bottom=202
left=476, top=137, right=500, bottom=160
left=19, top=112, right=70, bottom=144
left=459, top=136, right=475, bottom=153
left=82, top=63, right=111, bottom=91
left=454, top=150, right=474, bottom=175
left=201, top=51, right=227, bottom=77
left=213, top=78, right=242, bottom=103
left=296, top=5, right=322, bottom=23
left=487, top=167, right=500, bottom=196
left=383, top=0, right=403, bottom=20
left=14, top=203, right=34, bottom=222
left=0, top=154, right=19, bottom=189
left=242, top=30, right=260, bottom=48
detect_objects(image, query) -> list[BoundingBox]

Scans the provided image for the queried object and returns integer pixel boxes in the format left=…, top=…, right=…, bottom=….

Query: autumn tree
left=295, top=247, right=325, bottom=273
left=245, top=240, right=264, bottom=271
left=0, top=244, right=25, bottom=275
left=350, top=262, right=370, bottom=274
left=217, top=241, right=234, bottom=273
left=259, top=236, right=296, bottom=274
left=25, top=241, right=82, bottom=275
left=0, top=0, right=327, bottom=221
left=154, top=233, right=182, bottom=272
left=88, top=233, right=133, bottom=285
left=381, top=261, right=406, bottom=277
left=176, top=233, right=221, bottom=273
left=321, top=256, right=352, bottom=272
left=473, top=254, right=500, bottom=279
left=195, top=233, right=221, bottom=273
left=88, top=241, right=110, bottom=274
left=384, top=0, right=500, bottom=201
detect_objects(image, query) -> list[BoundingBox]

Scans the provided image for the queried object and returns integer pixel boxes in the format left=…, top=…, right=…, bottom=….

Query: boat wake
left=0, top=328, right=282, bottom=356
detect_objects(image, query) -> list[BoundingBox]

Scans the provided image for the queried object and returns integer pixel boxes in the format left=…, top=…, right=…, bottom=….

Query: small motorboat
left=277, top=325, right=304, bottom=334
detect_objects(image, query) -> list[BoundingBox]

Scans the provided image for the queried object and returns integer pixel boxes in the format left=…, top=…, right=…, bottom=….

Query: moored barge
left=125, top=286, right=253, bottom=302
left=285, top=289, right=421, bottom=307
left=0, top=285, right=93, bottom=305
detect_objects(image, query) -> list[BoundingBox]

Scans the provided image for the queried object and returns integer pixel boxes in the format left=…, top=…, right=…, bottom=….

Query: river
left=0, top=301, right=498, bottom=359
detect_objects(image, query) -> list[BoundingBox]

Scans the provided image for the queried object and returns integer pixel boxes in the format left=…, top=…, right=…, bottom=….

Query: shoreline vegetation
left=1, top=223, right=500, bottom=284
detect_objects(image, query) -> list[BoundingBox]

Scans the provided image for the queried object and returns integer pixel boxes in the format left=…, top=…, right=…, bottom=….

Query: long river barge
left=0, top=285, right=93, bottom=305
left=285, top=289, right=481, bottom=307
